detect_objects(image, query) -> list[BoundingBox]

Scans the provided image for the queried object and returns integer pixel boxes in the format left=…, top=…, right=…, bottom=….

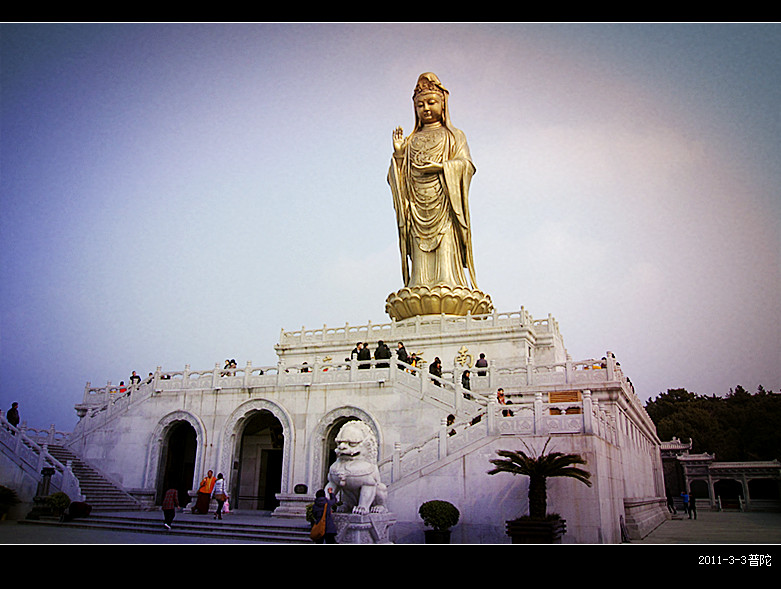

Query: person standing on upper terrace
left=396, top=342, right=410, bottom=367
left=429, top=357, right=443, bottom=385
left=6, top=402, right=19, bottom=431
left=375, top=340, right=392, bottom=368
left=476, top=353, right=488, bottom=376
left=358, top=341, right=371, bottom=369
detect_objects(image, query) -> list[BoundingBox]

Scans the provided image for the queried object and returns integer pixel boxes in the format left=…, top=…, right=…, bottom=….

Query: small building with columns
left=660, top=436, right=781, bottom=511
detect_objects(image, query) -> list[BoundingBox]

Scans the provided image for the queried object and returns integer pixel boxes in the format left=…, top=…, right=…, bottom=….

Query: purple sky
left=1, top=23, right=779, bottom=431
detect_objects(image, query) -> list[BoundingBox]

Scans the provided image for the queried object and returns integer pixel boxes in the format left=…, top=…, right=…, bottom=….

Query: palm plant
left=487, top=438, right=592, bottom=519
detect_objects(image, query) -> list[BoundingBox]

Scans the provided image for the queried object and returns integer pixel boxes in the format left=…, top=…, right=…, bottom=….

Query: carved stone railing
left=76, top=352, right=634, bottom=408
left=379, top=388, right=618, bottom=485
left=0, top=411, right=83, bottom=501
left=72, top=349, right=639, bottom=448
left=277, top=307, right=559, bottom=347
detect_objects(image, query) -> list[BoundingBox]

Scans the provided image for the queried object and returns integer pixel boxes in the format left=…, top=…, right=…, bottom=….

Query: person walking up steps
left=212, top=473, right=228, bottom=520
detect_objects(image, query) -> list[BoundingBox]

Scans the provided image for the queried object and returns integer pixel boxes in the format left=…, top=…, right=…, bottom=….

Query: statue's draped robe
left=388, top=124, right=478, bottom=290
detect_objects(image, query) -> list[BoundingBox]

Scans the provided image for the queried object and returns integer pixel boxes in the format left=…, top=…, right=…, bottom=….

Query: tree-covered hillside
left=645, top=386, right=781, bottom=462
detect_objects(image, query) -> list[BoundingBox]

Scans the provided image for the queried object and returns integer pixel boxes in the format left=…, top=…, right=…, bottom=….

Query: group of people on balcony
left=110, top=369, right=173, bottom=395
left=348, top=341, right=417, bottom=370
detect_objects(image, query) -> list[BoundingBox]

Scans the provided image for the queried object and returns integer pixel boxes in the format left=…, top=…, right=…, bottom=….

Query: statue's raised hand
left=392, top=126, right=404, bottom=155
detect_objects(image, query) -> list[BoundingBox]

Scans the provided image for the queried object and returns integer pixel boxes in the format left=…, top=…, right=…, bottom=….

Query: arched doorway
left=235, top=410, right=284, bottom=510
left=157, top=420, right=197, bottom=506
left=690, top=479, right=710, bottom=500
left=714, top=479, right=744, bottom=509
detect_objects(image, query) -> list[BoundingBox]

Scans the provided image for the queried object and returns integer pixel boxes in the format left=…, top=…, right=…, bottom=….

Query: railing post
left=212, top=363, right=221, bottom=390
left=487, top=400, right=497, bottom=435
left=39, top=443, right=48, bottom=471
left=534, top=392, right=544, bottom=435
left=582, top=390, right=593, bottom=434
left=438, top=417, right=448, bottom=459
left=244, top=361, right=252, bottom=388
left=392, top=442, right=401, bottom=483
left=606, top=351, right=615, bottom=380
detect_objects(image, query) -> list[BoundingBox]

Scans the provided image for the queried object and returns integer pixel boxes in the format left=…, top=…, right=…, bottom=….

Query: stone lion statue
left=326, top=420, right=388, bottom=514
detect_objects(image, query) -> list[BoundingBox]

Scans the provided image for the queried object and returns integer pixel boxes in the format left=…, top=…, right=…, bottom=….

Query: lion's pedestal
left=335, top=512, right=397, bottom=544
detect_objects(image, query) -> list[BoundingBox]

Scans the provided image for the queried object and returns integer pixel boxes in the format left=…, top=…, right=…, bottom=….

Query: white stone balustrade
left=77, top=353, right=633, bottom=414
left=277, top=307, right=558, bottom=346
left=379, top=388, right=618, bottom=484
left=0, top=411, right=83, bottom=502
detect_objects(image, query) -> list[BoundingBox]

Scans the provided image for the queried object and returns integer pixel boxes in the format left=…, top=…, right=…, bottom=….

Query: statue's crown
left=413, top=74, right=448, bottom=98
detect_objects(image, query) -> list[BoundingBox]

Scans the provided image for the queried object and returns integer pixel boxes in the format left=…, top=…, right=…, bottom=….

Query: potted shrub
left=0, top=485, right=20, bottom=520
left=419, top=499, right=460, bottom=544
left=488, top=438, right=592, bottom=543
left=46, top=491, right=71, bottom=521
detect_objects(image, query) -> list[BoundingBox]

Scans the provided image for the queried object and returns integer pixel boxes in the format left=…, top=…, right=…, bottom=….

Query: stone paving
left=1, top=508, right=781, bottom=546
left=632, top=509, right=781, bottom=544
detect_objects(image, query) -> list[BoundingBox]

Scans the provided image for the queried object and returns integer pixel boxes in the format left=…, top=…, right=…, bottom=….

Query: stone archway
left=310, top=406, right=382, bottom=492
left=221, top=399, right=294, bottom=511
left=145, top=411, right=206, bottom=506
left=235, top=410, right=284, bottom=510
left=690, top=479, right=710, bottom=500
left=714, top=479, right=744, bottom=508
left=156, top=420, right=197, bottom=506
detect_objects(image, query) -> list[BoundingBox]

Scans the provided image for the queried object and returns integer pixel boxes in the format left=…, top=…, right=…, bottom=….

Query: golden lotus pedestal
left=385, top=284, right=494, bottom=321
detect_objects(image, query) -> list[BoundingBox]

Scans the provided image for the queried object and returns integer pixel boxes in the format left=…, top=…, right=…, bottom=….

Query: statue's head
left=412, top=72, right=452, bottom=131
left=334, top=420, right=378, bottom=463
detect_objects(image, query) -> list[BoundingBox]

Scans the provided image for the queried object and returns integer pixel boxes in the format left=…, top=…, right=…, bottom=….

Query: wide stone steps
left=19, top=511, right=312, bottom=543
left=46, top=445, right=142, bottom=511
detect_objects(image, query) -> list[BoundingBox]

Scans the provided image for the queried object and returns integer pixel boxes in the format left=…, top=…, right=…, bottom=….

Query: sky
left=1, top=23, right=779, bottom=432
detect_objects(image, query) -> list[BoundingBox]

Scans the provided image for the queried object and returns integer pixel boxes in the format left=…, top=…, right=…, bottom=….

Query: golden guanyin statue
left=386, top=72, right=493, bottom=320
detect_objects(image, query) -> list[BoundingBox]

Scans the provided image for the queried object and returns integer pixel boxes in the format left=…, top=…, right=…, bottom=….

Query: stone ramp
left=17, top=510, right=312, bottom=544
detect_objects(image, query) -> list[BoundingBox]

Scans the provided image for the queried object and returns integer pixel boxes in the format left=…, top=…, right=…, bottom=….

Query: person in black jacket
left=374, top=341, right=392, bottom=368
left=358, top=341, right=371, bottom=369
left=396, top=342, right=409, bottom=368
left=6, top=402, right=19, bottom=427
left=429, top=357, right=443, bottom=385
left=312, top=489, right=338, bottom=544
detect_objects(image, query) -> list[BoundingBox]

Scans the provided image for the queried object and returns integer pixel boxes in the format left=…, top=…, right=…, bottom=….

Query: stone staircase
left=47, top=444, right=142, bottom=511
left=30, top=445, right=312, bottom=542
left=19, top=511, right=312, bottom=543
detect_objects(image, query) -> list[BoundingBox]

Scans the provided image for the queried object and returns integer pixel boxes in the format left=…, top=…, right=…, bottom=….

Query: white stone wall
left=66, top=309, right=666, bottom=542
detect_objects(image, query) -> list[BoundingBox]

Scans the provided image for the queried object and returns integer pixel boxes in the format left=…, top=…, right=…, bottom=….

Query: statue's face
left=335, top=424, right=364, bottom=459
left=415, top=92, right=444, bottom=125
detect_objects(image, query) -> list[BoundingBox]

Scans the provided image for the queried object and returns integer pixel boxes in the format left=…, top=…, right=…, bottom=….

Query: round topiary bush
left=418, top=499, right=460, bottom=531
left=47, top=491, right=71, bottom=516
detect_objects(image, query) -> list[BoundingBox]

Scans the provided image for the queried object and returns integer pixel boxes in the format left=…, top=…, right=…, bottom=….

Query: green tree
left=487, top=438, right=592, bottom=519
left=646, top=386, right=780, bottom=461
